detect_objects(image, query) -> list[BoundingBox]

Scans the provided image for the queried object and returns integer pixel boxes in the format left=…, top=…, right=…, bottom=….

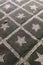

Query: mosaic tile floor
left=0, top=0, right=43, bottom=65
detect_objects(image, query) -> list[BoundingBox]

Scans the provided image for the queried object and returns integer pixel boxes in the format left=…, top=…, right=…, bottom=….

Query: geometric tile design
left=24, top=18, right=43, bottom=40
left=0, top=17, right=18, bottom=38
left=0, top=44, right=19, bottom=65
left=0, top=2, right=18, bottom=14
left=23, top=1, right=43, bottom=15
left=27, top=45, right=43, bottom=65
left=10, top=9, right=33, bottom=24
left=7, top=29, right=37, bottom=57
left=12, top=0, right=30, bottom=6
left=0, top=0, right=43, bottom=65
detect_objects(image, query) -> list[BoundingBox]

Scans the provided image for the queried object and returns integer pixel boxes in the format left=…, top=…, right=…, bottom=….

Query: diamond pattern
left=0, top=2, right=18, bottom=14
left=0, top=44, right=19, bottom=65
left=10, top=8, right=33, bottom=24
left=27, top=45, right=43, bottom=65
left=12, top=0, right=30, bottom=6
left=0, top=0, right=43, bottom=65
left=7, top=29, right=37, bottom=57
left=0, top=17, right=18, bottom=38
left=23, top=1, right=43, bottom=14
left=24, top=18, right=43, bottom=40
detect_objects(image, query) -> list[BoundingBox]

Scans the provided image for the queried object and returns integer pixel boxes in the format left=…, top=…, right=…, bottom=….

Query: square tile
left=23, top=1, right=43, bottom=14
left=24, top=18, right=43, bottom=40
left=12, top=0, right=30, bottom=6
left=10, top=8, right=33, bottom=24
left=0, top=2, right=18, bottom=14
left=27, top=45, right=43, bottom=65
left=0, top=17, right=18, bottom=38
left=0, top=11, right=5, bottom=19
left=7, top=29, right=37, bottom=57
left=0, top=44, right=19, bottom=65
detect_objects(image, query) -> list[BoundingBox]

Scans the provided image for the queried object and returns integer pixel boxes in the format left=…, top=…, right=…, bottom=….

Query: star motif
left=35, top=52, right=43, bottom=65
left=16, top=13, right=25, bottom=19
left=30, top=5, right=38, bottom=11
left=3, top=4, right=11, bottom=9
left=32, top=24, right=40, bottom=32
left=1, top=23, right=9, bottom=31
left=0, top=54, right=5, bottom=62
left=16, top=0, right=23, bottom=3
left=16, top=36, right=26, bottom=46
